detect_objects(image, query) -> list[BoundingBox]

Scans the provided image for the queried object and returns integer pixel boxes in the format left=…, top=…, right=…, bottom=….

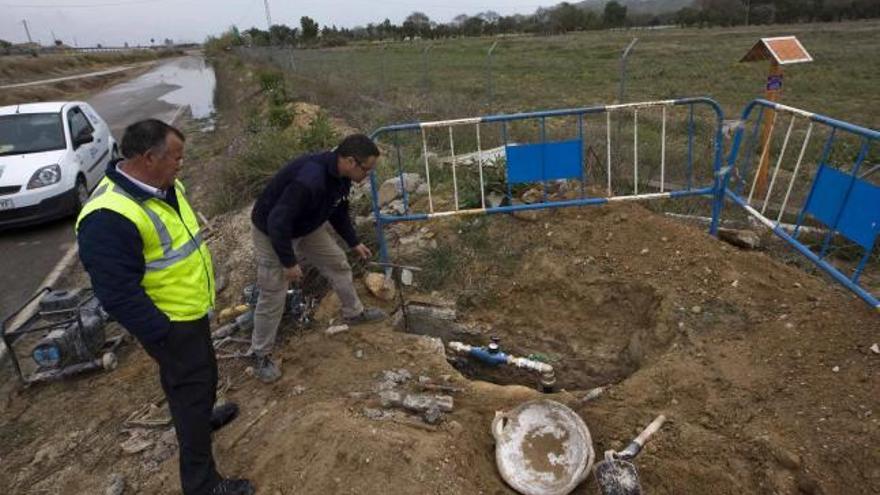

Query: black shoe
left=252, top=354, right=282, bottom=383
left=210, top=402, right=240, bottom=432
left=210, top=478, right=255, bottom=495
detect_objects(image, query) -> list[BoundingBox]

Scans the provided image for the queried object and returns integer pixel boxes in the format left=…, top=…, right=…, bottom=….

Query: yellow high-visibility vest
left=76, top=175, right=215, bottom=321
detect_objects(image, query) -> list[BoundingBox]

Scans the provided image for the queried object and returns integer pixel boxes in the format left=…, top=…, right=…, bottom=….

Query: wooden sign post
left=740, top=36, right=813, bottom=197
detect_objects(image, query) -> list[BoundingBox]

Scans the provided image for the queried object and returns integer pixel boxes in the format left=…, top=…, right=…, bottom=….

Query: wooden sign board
left=740, top=36, right=813, bottom=65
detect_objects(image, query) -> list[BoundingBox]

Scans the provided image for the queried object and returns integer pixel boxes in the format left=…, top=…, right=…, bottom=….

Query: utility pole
left=22, top=19, right=33, bottom=44
left=263, top=0, right=273, bottom=29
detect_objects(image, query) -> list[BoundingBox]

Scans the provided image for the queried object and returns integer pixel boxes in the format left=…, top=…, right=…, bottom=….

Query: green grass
left=250, top=21, right=879, bottom=131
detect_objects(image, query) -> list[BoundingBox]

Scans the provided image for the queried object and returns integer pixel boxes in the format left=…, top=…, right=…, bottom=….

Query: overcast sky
left=0, top=0, right=552, bottom=46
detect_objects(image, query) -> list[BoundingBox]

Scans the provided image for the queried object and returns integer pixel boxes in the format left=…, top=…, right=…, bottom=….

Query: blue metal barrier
left=368, top=97, right=726, bottom=272
left=723, top=99, right=880, bottom=310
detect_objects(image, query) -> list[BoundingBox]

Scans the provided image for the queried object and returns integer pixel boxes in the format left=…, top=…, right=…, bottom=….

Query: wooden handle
left=633, top=414, right=666, bottom=447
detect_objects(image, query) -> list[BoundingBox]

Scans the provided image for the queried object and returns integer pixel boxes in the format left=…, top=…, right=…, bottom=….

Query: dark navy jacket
left=77, top=160, right=183, bottom=344
left=251, top=151, right=358, bottom=267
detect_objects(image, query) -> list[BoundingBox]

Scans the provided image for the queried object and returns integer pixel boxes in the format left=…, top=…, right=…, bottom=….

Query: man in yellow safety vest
left=77, top=119, right=253, bottom=495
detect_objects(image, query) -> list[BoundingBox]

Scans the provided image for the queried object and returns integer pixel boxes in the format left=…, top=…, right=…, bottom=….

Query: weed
left=299, top=112, right=339, bottom=152
left=257, top=69, right=285, bottom=93
left=267, top=104, right=293, bottom=129
left=420, top=243, right=459, bottom=290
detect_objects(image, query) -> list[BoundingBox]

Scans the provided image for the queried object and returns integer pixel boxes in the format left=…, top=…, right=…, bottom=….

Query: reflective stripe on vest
left=104, top=183, right=206, bottom=272
left=76, top=176, right=215, bottom=321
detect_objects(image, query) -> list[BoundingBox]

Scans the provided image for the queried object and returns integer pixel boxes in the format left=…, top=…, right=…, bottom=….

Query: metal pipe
left=448, top=341, right=556, bottom=391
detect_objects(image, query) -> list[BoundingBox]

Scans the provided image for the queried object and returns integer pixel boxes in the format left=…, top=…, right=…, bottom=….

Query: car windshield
left=0, top=113, right=66, bottom=156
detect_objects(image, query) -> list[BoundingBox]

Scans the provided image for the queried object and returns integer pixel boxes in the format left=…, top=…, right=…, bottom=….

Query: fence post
left=422, top=43, right=432, bottom=94
left=616, top=38, right=638, bottom=186
left=380, top=43, right=387, bottom=101
left=618, top=38, right=638, bottom=104
left=486, top=40, right=498, bottom=110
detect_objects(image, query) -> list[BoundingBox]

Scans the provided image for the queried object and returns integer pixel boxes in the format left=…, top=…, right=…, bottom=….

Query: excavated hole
left=395, top=282, right=667, bottom=391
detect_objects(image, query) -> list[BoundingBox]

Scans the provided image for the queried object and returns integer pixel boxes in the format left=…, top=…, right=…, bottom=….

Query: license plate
left=0, top=198, right=13, bottom=210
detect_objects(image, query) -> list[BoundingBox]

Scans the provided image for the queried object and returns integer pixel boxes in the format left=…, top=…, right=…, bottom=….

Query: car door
left=66, top=106, right=102, bottom=188
left=80, top=103, right=112, bottom=163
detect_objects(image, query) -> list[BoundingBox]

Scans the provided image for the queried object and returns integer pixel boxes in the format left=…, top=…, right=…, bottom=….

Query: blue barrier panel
left=506, top=139, right=584, bottom=184
left=804, top=165, right=880, bottom=251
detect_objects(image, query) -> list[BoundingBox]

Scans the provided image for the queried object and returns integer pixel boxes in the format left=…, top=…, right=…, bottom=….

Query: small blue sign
left=767, top=74, right=784, bottom=91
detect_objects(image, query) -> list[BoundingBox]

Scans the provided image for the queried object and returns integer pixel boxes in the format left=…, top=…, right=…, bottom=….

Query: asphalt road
left=0, top=55, right=214, bottom=322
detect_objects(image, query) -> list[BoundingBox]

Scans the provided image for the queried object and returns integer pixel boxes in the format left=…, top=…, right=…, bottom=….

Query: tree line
left=205, top=0, right=880, bottom=49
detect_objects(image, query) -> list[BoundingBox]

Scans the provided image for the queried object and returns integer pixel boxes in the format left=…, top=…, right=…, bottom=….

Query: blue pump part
left=468, top=346, right=509, bottom=366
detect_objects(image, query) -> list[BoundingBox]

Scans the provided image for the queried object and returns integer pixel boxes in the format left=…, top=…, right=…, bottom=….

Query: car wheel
left=73, top=176, right=89, bottom=211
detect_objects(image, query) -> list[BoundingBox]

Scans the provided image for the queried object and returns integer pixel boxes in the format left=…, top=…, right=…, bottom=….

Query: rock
left=423, top=407, right=444, bottom=425
left=771, top=445, right=802, bottom=471
left=796, top=472, right=824, bottom=495
left=384, top=368, right=412, bottom=383
left=521, top=188, right=542, bottom=204
left=379, top=390, right=404, bottom=408
left=355, top=349, right=365, bottom=359
left=105, top=473, right=125, bottom=495
left=509, top=200, right=539, bottom=222
left=291, top=385, right=306, bottom=396
left=402, top=393, right=454, bottom=413
left=640, top=248, right=649, bottom=255
left=378, top=174, right=422, bottom=205
left=487, top=191, right=504, bottom=208
left=400, top=269, right=414, bottom=286
left=406, top=303, right=456, bottom=321
left=718, top=228, right=761, bottom=250
left=365, top=272, right=397, bottom=301
left=325, top=324, right=350, bottom=335
left=870, top=343, right=879, bottom=355
left=691, top=305, right=702, bottom=314
left=217, top=307, right=236, bottom=324
left=363, top=408, right=387, bottom=420
left=415, top=183, right=429, bottom=195
left=832, top=366, right=840, bottom=373
left=381, top=199, right=406, bottom=216
left=355, top=215, right=375, bottom=227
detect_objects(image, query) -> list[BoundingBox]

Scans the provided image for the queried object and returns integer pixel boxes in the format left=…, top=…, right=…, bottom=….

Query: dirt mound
left=1, top=198, right=878, bottom=494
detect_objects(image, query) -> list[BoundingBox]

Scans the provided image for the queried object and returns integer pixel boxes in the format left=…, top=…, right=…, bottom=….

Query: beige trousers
left=249, top=222, right=363, bottom=356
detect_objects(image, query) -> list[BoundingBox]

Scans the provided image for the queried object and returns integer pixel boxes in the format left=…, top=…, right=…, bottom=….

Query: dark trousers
left=143, top=316, right=221, bottom=495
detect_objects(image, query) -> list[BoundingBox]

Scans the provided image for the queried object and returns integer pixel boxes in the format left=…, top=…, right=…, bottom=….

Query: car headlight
left=27, top=164, right=62, bottom=189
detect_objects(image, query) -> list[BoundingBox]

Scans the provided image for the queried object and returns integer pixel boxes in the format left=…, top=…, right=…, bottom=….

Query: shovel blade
left=595, top=459, right=642, bottom=495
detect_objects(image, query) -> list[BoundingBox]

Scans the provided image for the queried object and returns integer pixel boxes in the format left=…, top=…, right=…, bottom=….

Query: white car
left=0, top=101, right=117, bottom=228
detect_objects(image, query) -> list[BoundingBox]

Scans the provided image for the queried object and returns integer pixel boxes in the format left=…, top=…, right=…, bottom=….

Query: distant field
left=0, top=49, right=179, bottom=86
left=242, top=20, right=880, bottom=130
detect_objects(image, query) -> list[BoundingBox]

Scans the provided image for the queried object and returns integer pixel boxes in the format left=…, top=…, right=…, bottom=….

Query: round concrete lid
left=493, top=399, right=595, bottom=495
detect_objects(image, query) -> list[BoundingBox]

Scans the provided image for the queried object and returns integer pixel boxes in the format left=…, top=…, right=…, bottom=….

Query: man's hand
left=352, top=243, right=372, bottom=260
left=284, top=264, right=304, bottom=283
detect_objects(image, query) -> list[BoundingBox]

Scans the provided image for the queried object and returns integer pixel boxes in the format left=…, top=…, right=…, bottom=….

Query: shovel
left=594, top=414, right=666, bottom=495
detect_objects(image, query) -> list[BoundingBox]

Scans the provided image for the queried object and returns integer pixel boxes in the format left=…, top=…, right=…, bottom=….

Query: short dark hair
left=336, top=134, right=379, bottom=162
left=120, top=119, right=185, bottom=159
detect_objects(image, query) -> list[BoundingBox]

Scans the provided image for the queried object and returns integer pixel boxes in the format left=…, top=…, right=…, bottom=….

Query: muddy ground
left=0, top=57, right=877, bottom=495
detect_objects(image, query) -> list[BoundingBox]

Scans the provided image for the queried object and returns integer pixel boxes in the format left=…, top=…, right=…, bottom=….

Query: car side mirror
left=73, top=131, right=94, bottom=149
